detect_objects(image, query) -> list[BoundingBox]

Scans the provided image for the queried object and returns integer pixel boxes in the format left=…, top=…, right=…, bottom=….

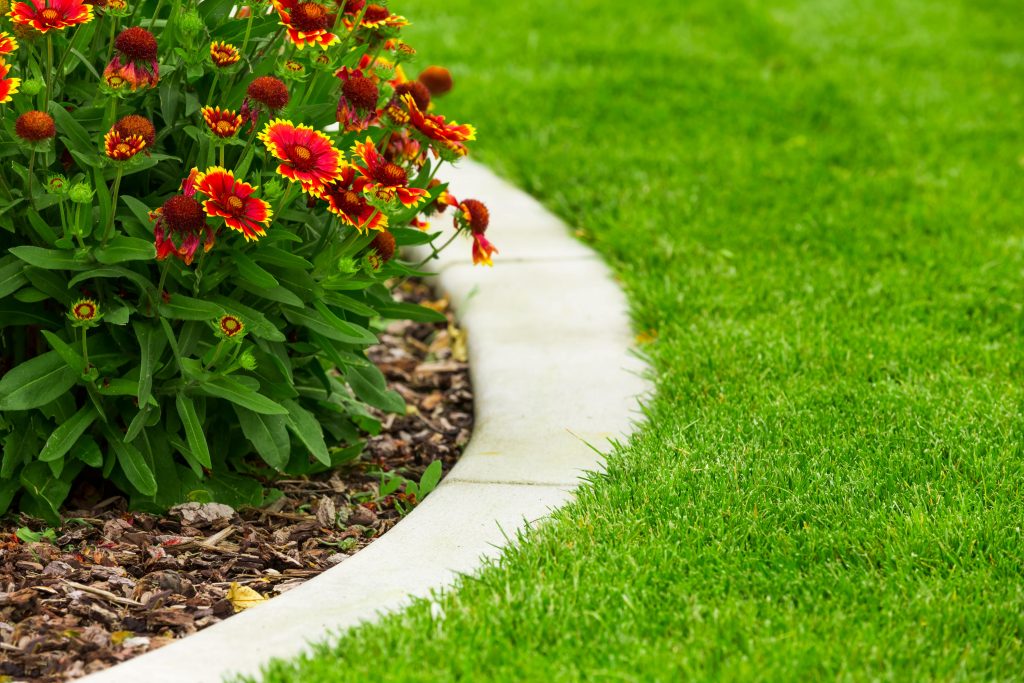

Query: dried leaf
left=227, top=582, right=267, bottom=612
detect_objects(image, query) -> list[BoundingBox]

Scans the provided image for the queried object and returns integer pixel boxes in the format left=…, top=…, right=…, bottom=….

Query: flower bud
left=46, top=174, right=68, bottom=195
left=19, top=78, right=43, bottom=96
left=179, top=9, right=205, bottom=35
left=69, top=182, right=94, bottom=203
left=238, top=350, right=257, bottom=371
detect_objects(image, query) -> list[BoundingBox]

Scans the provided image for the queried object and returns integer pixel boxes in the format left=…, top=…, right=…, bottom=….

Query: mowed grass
left=250, top=1, right=1024, bottom=680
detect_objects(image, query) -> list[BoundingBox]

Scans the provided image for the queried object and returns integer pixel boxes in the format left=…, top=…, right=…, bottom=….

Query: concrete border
left=79, top=160, right=648, bottom=683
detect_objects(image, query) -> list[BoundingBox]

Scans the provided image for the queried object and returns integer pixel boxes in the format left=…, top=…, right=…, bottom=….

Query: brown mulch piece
left=0, top=280, right=473, bottom=682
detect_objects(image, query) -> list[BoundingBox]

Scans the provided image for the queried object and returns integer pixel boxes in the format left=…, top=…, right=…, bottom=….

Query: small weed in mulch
left=0, top=280, right=472, bottom=682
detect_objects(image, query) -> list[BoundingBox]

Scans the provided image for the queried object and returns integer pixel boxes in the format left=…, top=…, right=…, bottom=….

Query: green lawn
left=250, top=1, right=1024, bottom=680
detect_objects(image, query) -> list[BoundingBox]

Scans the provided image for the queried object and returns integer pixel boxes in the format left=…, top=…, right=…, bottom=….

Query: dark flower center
left=342, top=76, right=379, bottom=111
left=40, top=8, right=59, bottom=22
left=289, top=145, right=315, bottom=170
left=377, top=162, right=407, bottom=187
left=227, top=196, right=245, bottom=212
left=291, top=2, right=328, bottom=32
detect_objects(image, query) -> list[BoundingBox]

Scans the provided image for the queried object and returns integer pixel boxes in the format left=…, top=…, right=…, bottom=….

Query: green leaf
left=159, top=294, right=225, bottom=321
left=234, top=251, right=280, bottom=289
left=41, top=330, right=86, bottom=374
left=418, top=459, right=443, bottom=499
left=19, top=461, right=73, bottom=523
left=176, top=394, right=213, bottom=469
left=200, top=376, right=288, bottom=415
left=134, top=321, right=167, bottom=407
left=0, top=351, right=80, bottom=411
left=373, top=300, right=448, bottom=323
left=9, top=246, right=90, bottom=271
left=0, top=256, right=27, bottom=299
left=253, top=247, right=313, bottom=270
left=284, top=304, right=377, bottom=345
left=94, top=237, right=157, bottom=264
left=104, top=426, right=158, bottom=496
left=346, top=363, right=406, bottom=414
left=38, top=404, right=98, bottom=463
left=234, top=406, right=291, bottom=470
left=281, top=399, right=330, bottom=466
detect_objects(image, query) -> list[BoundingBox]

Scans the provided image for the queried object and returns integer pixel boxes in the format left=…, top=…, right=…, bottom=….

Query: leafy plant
left=0, top=0, right=497, bottom=522
left=378, top=458, right=442, bottom=514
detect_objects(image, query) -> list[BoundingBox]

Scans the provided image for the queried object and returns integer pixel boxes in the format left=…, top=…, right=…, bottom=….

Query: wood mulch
left=0, top=280, right=472, bottom=683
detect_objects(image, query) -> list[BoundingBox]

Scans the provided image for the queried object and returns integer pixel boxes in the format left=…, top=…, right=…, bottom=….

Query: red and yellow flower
left=9, top=0, right=93, bottom=33
left=319, top=166, right=388, bottom=233
left=351, top=137, right=428, bottom=208
left=201, top=106, right=243, bottom=138
left=0, top=32, right=18, bottom=55
left=104, top=129, right=145, bottom=160
left=400, top=93, right=475, bottom=157
left=210, top=41, right=240, bottom=67
left=271, top=0, right=338, bottom=50
left=259, top=119, right=344, bottom=195
left=344, top=3, right=407, bottom=30
left=217, top=314, right=245, bottom=339
left=0, top=59, right=20, bottom=104
left=193, top=166, right=272, bottom=241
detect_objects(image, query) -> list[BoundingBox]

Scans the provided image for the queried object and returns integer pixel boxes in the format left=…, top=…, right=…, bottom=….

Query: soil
left=0, top=280, right=472, bottom=682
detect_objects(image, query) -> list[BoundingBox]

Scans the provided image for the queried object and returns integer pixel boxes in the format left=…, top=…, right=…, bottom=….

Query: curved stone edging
left=78, top=160, right=648, bottom=683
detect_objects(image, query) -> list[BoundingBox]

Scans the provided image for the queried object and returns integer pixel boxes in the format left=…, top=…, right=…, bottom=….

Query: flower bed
left=0, top=1, right=495, bottom=521
left=0, top=279, right=471, bottom=681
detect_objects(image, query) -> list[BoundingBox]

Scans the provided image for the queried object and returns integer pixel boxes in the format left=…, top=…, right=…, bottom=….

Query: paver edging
left=78, top=159, right=648, bottom=683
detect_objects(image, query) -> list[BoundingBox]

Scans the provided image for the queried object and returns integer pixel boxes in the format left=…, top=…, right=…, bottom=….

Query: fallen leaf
left=110, top=630, right=134, bottom=646
left=227, top=582, right=267, bottom=612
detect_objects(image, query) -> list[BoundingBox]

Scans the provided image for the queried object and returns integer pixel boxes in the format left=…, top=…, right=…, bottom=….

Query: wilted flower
left=456, top=199, right=497, bottom=266
left=9, top=0, right=94, bottom=33
left=418, top=66, right=452, bottom=96
left=113, top=114, right=156, bottom=150
left=259, top=119, right=344, bottom=196
left=153, top=194, right=215, bottom=265
left=104, top=27, right=159, bottom=91
left=370, top=230, right=396, bottom=262
left=335, top=67, right=379, bottom=132
left=399, top=93, right=475, bottom=158
left=14, top=110, right=55, bottom=142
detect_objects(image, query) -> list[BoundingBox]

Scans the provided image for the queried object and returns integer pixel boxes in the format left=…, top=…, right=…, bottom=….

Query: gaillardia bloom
left=319, top=167, right=388, bottom=233
left=0, top=58, right=20, bottom=103
left=259, top=119, right=344, bottom=195
left=335, top=67, right=379, bottom=132
left=193, top=167, right=272, bottom=241
left=104, top=129, right=145, bottom=160
left=0, top=32, right=18, bottom=55
left=400, top=93, right=475, bottom=157
left=241, top=76, right=290, bottom=130
left=104, top=26, right=159, bottom=91
left=210, top=41, right=240, bottom=67
left=14, top=110, right=55, bottom=142
left=69, top=298, right=101, bottom=326
left=351, top=137, right=428, bottom=208
left=218, top=314, right=245, bottom=339
left=345, top=3, right=407, bottom=30
left=153, top=194, right=214, bottom=265
left=271, top=0, right=337, bottom=50
left=201, top=106, right=243, bottom=138
left=9, top=0, right=93, bottom=32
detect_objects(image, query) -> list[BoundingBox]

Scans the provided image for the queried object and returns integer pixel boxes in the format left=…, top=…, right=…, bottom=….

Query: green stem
left=44, top=35, right=54, bottom=108
left=219, top=143, right=225, bottom=168
left=26, top=150, right=36, bottom=209
left=268, top=183, right=297, bottom=229
left=152, top=260, right=170, bottom=316
left=148, top=0, right=166, bottom=30
left=414, top=230, right=461, bottom=269
left=81, top=327, right=90, bottom=369
left=57, top=198, right=69, bottom=239
left=101, top=166, right=124, bottom=247
left=206, top=72, right=220, bottom=104
left=73, top=202, right=85, bottom=248
left=204, top=338, right=226, bottom=371
left=106, top=17, right=119, bottom=60
left=240, top=7, right=256, bottom=54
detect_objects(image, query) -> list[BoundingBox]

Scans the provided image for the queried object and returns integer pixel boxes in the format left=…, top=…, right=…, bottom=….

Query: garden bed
left=0, top=279, right=471, bottom=683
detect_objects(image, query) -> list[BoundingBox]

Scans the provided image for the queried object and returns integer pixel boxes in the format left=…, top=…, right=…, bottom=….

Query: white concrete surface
left=79, top=159, right=648, bottom=683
